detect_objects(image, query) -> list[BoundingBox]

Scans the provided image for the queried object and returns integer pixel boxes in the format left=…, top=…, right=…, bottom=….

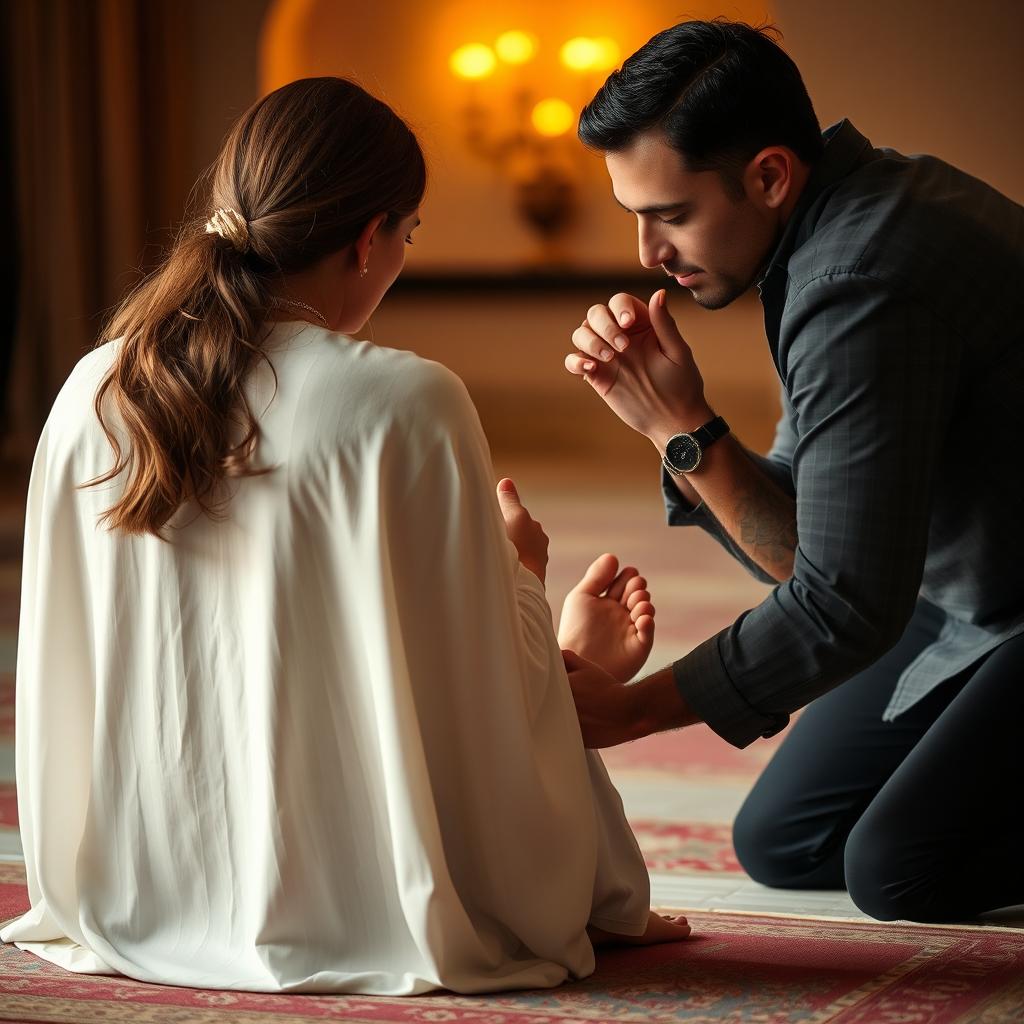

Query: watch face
left=666, top=433, right=701, bottom=473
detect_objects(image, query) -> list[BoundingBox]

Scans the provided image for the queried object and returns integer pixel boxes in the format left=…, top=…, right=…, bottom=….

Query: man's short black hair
left=578, top=19, right=824, bottom=191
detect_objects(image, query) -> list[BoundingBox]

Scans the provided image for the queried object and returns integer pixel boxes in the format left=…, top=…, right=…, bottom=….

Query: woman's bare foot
left=588, top=910, right=692, bottom=947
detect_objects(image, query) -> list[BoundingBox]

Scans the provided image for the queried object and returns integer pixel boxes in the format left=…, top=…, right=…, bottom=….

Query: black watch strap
left=690, top=415, right=730, bottom=448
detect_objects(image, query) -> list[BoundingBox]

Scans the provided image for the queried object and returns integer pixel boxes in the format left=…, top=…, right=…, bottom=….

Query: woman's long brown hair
left=83, top=77, right=426, bottom=538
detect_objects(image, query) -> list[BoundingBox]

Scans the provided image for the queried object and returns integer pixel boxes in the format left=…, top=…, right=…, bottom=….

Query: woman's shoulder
left=48, top=339, right=122, bottom=419
left=73, top=337, right=122, bottom=380
left=273, top=324, right=461, bottom=388
left=363, top=343, right=477, bottom=435
left=307, top=330, right=474, bottom=425
left=266, top=326, right=479, bottom=450
left=374, top=345, right=468, bottom=406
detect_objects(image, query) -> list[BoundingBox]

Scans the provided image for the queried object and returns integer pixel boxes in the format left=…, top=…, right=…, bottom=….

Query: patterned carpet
left=2, top=464, right=1024, bottom=1022
left=2, top=861, right=1023, bottom=1023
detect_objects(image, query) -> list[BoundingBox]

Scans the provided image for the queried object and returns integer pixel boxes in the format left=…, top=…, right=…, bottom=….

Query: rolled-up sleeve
left=672, top=272, right=962, bottom=747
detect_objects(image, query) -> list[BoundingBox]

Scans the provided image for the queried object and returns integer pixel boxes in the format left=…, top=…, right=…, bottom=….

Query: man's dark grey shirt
left=665, top=120, right=1024, bottom=748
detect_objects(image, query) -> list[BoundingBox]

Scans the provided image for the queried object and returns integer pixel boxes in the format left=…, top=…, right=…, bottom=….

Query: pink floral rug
left=630, top=821, right=743, bottom=875
left=2, top=863, right=1022, bottom=1024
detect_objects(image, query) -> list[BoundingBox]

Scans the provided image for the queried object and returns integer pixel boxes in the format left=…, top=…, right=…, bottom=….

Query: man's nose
left=638, top=226, right=674, bottom=270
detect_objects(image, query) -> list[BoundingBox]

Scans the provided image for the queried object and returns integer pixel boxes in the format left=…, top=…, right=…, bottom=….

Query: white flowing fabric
left=0, top=322, right=649, bottom=994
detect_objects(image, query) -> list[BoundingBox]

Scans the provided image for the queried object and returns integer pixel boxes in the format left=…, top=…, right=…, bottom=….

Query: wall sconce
left=450, top=30, right=620, bottom=262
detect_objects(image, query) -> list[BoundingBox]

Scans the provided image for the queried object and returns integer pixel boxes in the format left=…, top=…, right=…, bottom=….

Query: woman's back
left=4, top=322, right=649, bottom=993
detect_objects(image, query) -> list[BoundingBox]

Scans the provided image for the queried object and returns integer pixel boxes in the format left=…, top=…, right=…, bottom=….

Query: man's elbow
left=791, top=576, right=916, bottom=674
left=836, top=605, right=914, bottom=673
left=757, top=551, right=794, bottom=586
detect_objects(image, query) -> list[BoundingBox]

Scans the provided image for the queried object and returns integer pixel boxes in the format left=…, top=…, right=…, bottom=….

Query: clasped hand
left=564, top=289, right=712, bottom=445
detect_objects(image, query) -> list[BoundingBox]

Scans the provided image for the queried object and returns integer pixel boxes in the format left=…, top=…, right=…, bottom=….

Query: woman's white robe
left=0, top=322, right=649, bottom=994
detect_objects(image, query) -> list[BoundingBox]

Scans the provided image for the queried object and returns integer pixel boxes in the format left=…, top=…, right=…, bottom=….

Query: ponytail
left=83, top=221, right=276, bottom=536
left=81, top=77, right=426, bottom=538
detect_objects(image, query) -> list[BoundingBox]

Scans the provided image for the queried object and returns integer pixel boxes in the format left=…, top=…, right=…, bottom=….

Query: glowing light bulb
left=592, top=37, right=620, bottom=70
left=531, top=98, right=576, bottom=137
left=450, top=43, right=497, bottom=80
left=560, top=36, right=600, bottom=72
left=496, top=30, right=536, bottom=65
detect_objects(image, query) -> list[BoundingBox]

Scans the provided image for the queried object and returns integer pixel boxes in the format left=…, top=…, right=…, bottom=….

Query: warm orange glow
left=591, top=37, right=621, bottom=70
left=559, top=36, right=621, bottom=73
left=450, top=43, right=497, bottom=80
left=531, top=98, right=576, bottom=137
left=260, top=0, right=320, bottom=95
left=495, top=30, right=536, bottom=65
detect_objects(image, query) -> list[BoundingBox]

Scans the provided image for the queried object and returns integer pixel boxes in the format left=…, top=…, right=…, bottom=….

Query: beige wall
left=775, top=0, right=1023, bottom=204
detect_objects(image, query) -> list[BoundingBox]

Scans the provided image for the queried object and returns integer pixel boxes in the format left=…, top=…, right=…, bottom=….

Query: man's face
left=606, top=132, right=781, bottom=310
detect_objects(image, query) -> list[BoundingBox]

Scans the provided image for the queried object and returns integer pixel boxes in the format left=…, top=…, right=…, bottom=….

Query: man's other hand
left=561, top=648, right=646, bottom=748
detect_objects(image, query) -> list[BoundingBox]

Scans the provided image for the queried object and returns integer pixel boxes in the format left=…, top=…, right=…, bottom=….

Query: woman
left=0, top=77, right=688, bottom=994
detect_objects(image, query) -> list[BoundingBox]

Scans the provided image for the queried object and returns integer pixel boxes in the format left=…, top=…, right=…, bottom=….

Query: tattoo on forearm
left=735, top=473, right=797, bottom=576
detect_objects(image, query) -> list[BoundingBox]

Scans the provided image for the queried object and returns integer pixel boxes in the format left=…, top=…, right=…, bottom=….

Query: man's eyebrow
left=613, top=195, right=691, bottom=215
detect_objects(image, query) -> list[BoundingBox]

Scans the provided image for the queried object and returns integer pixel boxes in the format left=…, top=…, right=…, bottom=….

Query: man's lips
left=664, top=266, right=702, bottom=284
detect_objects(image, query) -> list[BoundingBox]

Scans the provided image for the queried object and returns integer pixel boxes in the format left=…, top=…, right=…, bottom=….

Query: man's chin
left=683, top=277, right=752, bottom=311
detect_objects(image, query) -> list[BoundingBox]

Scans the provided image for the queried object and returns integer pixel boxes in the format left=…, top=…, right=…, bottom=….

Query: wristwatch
left=662, top=415, right=730, bottom=475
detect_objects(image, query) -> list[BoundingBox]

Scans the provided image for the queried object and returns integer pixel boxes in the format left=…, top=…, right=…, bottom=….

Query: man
left=562, top=18, right=1024, bottom=924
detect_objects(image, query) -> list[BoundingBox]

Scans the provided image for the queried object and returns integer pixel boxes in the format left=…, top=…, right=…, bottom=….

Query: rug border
left=654, top=904, right=1024, bottom=935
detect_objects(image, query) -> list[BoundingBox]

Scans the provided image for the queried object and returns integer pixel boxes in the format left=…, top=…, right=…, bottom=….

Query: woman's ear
left=353, top=213, right=389, bottom=275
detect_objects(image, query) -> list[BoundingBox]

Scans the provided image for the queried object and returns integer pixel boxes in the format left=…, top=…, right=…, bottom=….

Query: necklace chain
left=271, top=297, right=328, bottom=327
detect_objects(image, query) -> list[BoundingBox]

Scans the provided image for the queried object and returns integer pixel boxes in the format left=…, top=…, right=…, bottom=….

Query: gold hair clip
left=204, top=207, right=250, bottom=253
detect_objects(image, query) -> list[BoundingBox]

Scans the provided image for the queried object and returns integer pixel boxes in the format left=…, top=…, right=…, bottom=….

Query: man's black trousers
left=732, top=598, right=1024, bottom=922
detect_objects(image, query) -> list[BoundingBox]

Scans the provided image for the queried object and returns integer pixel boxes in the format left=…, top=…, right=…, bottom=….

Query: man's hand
left=496, top=478, right=548, bottom=584
left=564, top=289, right=713, bottom=448
left=562, top=649, right=646, bottom=748
left=558, top=553, right=655, bottom=682
left=564, top=655, right=701, bottom=748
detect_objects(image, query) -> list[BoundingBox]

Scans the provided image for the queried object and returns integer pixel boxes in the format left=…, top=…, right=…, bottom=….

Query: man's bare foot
left=588, top=910, right=691, bottom=947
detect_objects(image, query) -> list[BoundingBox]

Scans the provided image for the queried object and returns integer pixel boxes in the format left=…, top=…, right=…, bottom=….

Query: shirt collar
left=758, top=119, right=874, bottom=286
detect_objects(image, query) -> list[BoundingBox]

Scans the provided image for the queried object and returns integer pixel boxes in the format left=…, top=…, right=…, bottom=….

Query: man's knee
left=732, top=792, right=844, bottom=889
left=844, top=819, right=946, bottom=923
